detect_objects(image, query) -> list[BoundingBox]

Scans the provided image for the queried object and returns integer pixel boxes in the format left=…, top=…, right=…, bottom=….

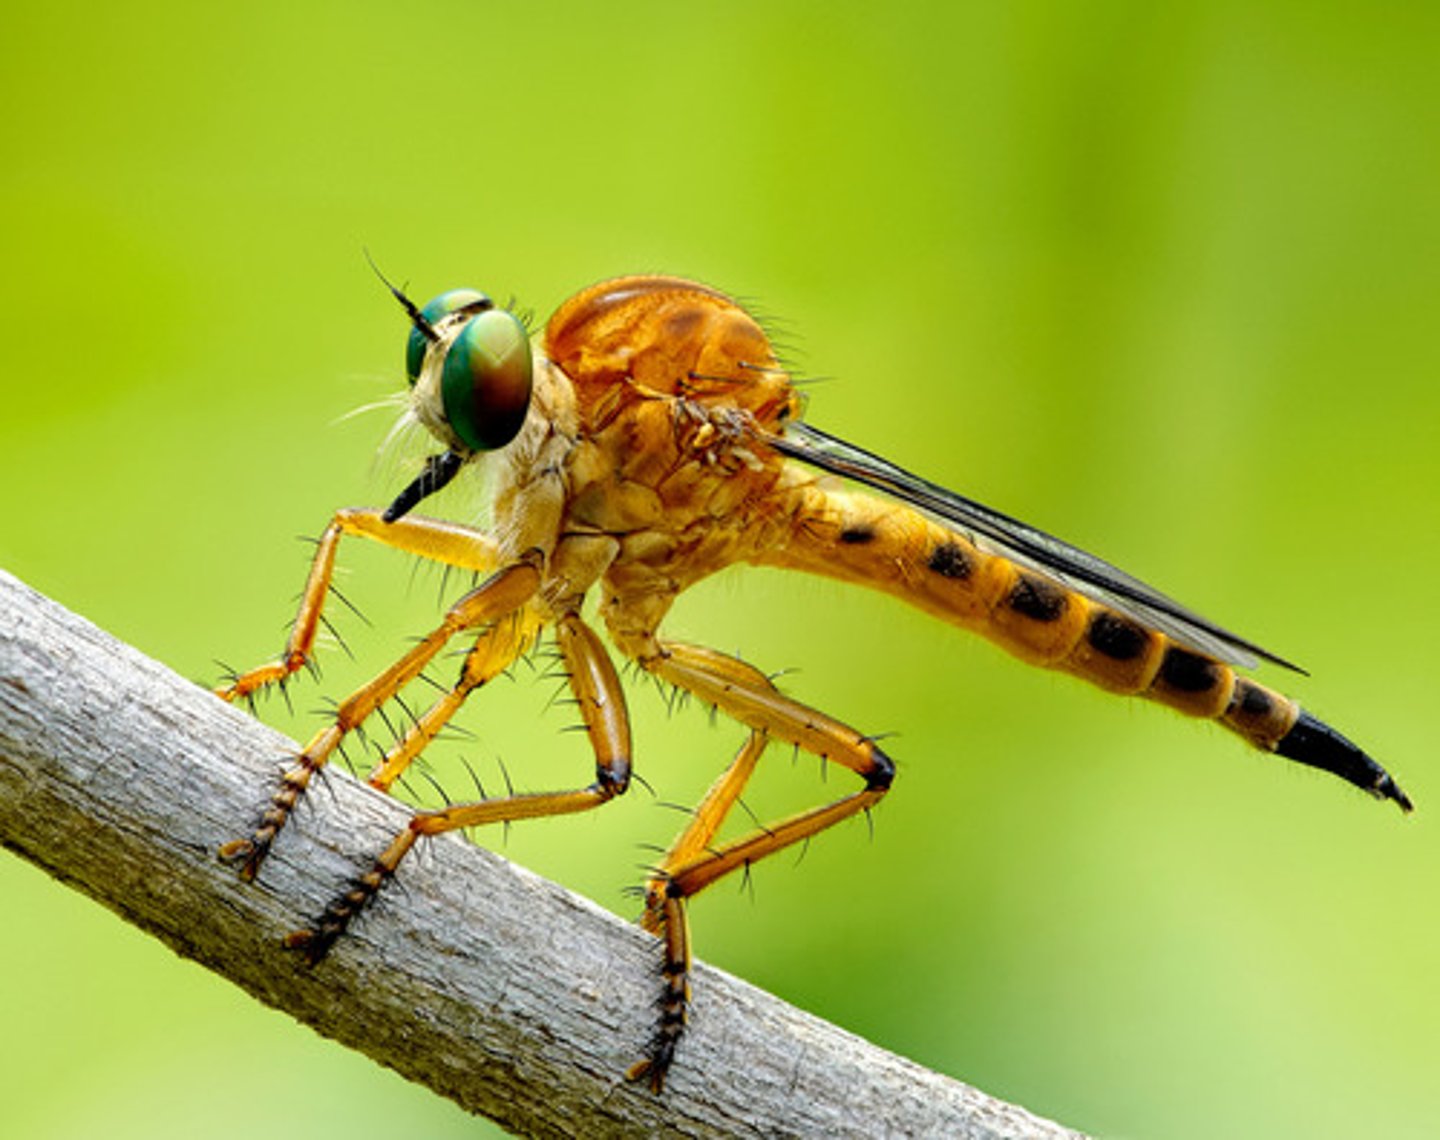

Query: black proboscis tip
left=383, top=450, right=464, bottom=522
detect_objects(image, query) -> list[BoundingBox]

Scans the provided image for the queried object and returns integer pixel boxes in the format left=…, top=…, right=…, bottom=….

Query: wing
left=768, top=420, right=1302, bottom=674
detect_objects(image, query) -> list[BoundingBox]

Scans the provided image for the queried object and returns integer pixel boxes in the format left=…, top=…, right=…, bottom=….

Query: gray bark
left=0, top=567, right=1086, bottom=1139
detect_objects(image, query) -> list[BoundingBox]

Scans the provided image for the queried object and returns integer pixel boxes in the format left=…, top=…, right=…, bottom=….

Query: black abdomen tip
left=1275, top=710, right=1413, bottom=812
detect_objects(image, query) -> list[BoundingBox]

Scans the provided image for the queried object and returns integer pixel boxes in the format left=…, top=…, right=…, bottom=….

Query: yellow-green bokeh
left=2, top=4, right=1437, bottom=1138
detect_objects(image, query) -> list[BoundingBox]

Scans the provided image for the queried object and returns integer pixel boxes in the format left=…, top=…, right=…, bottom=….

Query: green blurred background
left=2, top=3, right=1436, bottom=1137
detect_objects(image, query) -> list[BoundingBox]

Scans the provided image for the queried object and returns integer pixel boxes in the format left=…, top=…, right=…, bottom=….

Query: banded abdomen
left=758, top=478, right=1411, bottom=811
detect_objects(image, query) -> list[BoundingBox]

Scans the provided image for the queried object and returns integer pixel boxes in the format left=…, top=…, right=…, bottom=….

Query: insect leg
left=219, top=551, right=541, bottom=880
left=285, top=611, right=632, bottom=960
left=642, top=730, right=769, bottom=910
left=216, top=508, right=503, bottom=702
left=365, top=608, right=542, bottom=793
left=625, top=642, right=894, bottom=1092
left=625, top=730, right=768, bottom=1092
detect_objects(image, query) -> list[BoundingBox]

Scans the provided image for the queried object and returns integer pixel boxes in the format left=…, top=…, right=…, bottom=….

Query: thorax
left=490, top=276, right=804, bottom=623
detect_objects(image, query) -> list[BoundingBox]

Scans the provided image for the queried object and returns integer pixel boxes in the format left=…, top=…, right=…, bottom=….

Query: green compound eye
left=441, top=308, right=533, bottom=451
left=405, top=288, right=489, bottom=384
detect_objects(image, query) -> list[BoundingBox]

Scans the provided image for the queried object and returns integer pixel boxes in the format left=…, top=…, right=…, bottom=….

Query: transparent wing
left=769, top=421, right=1301, bottom=673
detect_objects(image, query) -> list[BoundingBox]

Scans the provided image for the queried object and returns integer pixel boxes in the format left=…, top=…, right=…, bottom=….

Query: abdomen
left=756, top=478, right=1410, bottom=808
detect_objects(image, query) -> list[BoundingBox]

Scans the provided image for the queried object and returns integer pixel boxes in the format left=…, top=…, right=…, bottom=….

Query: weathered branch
left=0, top=568, right=1084, bottom=1139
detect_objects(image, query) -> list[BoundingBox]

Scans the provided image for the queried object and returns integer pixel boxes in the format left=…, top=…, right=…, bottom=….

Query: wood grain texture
left=0, top=568, right=1086, bottom=1140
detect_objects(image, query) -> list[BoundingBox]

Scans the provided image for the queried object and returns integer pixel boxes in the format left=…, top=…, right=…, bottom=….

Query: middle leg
left=286, top=610, right=634, bottom=960
left=219, top=550, right=542, bottom=880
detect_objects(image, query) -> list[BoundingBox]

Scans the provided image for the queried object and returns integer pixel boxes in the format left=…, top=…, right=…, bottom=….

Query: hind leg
left=625, top=641, right=894, bottom=1091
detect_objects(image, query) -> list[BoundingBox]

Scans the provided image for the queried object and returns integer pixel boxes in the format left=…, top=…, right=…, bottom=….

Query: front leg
left=216, top=508, right=503, bottom=703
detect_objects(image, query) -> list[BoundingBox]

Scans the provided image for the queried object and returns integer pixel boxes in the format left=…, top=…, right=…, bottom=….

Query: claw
left=217, top=838, right=253, bottom=863
left=282, top=927, right=332, bottom=966
left=625, top=1056, right=667, bottom=1094
left=217, top=836, right=266, bottom=881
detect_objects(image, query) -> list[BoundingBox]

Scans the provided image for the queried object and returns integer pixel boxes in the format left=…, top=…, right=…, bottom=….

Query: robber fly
left=217, top=274, right=1411, bottom=1091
